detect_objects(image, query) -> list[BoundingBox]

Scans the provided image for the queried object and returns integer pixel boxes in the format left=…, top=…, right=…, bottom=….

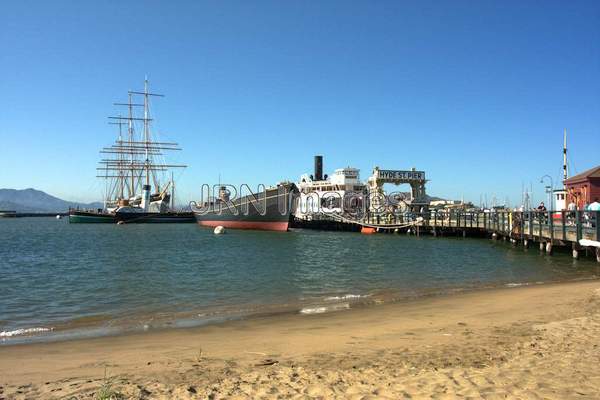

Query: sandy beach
left=2, top=280, right=600, bottom=399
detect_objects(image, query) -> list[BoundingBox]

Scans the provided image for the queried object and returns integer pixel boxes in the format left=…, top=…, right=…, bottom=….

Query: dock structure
left=295, top=210, right=600, bottom=262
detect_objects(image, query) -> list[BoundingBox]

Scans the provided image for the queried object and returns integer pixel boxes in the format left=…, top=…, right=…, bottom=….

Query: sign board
left=378, top=170, right=425, bottom=181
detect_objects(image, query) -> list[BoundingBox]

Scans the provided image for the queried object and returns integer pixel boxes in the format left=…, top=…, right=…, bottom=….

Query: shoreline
left=3, top=274, right=600, bottom=347
left=2, top=279, right=600, bottom=398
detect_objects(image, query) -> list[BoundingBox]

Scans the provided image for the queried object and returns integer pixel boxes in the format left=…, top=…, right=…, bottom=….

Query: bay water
left=1, top=217, right=598, bottom=344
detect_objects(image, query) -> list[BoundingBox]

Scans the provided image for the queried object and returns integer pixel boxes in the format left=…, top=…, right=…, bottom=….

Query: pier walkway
left=377, top=210, right=600, bottom=261
left=296, top=210, right=600, bottom=262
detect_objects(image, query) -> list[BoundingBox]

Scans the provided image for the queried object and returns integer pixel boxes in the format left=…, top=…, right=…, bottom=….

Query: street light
left=540, top=175, right=554, bottom=210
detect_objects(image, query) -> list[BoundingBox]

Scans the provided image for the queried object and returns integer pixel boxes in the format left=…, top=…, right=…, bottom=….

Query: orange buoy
left=361, top=227, right=376, bottom=234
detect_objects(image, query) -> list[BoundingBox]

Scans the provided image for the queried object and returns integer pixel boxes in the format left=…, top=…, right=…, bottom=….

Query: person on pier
left=536, top=202, right=547, bottom=224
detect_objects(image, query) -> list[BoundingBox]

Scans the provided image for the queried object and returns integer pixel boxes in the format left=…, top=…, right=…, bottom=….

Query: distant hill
left=0, top=188, right=103, bottom=213
left=423, top=194, right=445, bottom=202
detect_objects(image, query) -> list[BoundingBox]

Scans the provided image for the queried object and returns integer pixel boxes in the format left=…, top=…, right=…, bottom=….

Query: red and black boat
left=191, top=183, right=297, bottom=231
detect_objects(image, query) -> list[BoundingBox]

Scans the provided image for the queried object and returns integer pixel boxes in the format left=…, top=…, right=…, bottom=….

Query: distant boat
left=69, top=79, right=194, bottom=224
left=191, top=183, right=297, bottom=231
left=0, top=210, right=17, bottom=218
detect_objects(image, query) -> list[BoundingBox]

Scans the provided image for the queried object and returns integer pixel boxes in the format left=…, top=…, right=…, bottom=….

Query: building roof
left=564, top=165, right=600, bottom=184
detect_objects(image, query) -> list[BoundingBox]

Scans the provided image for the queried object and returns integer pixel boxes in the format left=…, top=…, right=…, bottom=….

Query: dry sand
left=2, top=280, right=600, bottom=399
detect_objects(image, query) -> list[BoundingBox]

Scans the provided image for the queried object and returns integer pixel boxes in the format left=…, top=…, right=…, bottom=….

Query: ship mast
left=108, top=117, right=127, bottom=199
left=563, top=128, right=568, bottom=189
left=99, top=79, right=186, bottom=208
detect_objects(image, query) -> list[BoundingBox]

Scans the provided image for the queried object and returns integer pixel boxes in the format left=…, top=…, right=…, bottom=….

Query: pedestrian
left=536, top=201, right=547, bottom=223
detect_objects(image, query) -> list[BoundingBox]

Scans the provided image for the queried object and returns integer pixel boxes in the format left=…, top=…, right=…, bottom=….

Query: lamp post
left=540, top=175, right=554, bottom=211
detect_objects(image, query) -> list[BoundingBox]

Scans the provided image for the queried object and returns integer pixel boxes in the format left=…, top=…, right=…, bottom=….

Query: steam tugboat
left=69, top=79, right=194, bottom=224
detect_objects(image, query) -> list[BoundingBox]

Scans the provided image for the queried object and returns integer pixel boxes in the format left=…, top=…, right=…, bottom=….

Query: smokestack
left=314, top=155, right=323, bottom=181
left=141, top=184, right=151, bottom=211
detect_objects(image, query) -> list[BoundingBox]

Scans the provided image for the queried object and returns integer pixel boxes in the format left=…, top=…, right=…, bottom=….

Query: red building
left=564, top=165, right=600, bottom=209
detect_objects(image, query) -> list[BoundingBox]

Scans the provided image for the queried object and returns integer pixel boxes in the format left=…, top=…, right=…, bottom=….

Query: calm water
left=1, top=217, right=599, bottom=343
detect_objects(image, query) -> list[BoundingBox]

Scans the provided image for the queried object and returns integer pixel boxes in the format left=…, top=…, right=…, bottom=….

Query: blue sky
left=1, top=1, right=599, bottom=206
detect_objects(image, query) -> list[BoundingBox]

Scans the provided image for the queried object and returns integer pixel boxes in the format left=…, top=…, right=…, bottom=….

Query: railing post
left=594, top=211, right=600, bottom=242
left=562, top=210, right=566, bottom=241
left=549, top=209, right=554, bottom=241
left=520, top=211, right=524, bottom=241
left=576, top=210, right=582, bottom=242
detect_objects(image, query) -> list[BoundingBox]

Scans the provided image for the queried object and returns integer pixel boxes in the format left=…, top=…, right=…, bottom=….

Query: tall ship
left=69, top=79, right=194, bottom=223
left=191, top=183, right=297, bottom=231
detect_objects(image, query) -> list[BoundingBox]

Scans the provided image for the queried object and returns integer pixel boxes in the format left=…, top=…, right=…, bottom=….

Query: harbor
left=3, top=2, right=600, bottom=399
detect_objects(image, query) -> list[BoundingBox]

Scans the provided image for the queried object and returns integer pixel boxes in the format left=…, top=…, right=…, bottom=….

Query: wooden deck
left=364, top=210, right=600, bottom=261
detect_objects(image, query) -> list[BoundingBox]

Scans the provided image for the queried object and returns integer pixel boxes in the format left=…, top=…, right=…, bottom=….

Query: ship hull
left=68, top=211, right=115, bottom=223
left=68, top=210, right=195, bottom=224
left=193, top=184, right=296, bottom=232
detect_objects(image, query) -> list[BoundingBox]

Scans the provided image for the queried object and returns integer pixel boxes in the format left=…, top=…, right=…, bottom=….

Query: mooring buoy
left=214, top=226, right=226, bottom=235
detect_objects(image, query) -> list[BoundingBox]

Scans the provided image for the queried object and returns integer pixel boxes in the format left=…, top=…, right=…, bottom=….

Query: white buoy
left=56, top=215, right=61, bottom=219
left=214, top=226, right=226, bottom=235
left=117, top=220, right=125, bottom=225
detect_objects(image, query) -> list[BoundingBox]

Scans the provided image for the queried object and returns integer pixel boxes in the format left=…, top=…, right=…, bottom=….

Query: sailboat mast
left=171, top=171, right=175, bottom=210
left=118, top=118, right=124, bottom=199
left=128, top=93, right=135, bottom=197
left=144, top=78, right=150, bottom=187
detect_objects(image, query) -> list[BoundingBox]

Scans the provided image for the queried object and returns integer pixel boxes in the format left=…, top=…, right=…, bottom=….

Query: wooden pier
left=297, top=210, right=600, bottom=262
left=385, top=210, right=599, bottom=261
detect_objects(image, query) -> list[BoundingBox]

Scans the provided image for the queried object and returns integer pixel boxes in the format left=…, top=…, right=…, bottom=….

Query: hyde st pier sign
left=376, top=169, right=426, bottom=182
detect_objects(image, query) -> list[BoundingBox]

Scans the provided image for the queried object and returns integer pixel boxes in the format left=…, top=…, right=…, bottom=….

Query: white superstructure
left=295, top=165, right=365, bottom=220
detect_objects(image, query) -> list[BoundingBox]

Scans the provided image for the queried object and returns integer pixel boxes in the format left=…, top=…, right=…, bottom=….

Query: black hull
left=192, top=185, right=297, bottom=231
left=69, top=210, right=195, bottom=224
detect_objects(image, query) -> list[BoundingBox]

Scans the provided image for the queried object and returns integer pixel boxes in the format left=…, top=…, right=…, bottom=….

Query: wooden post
left=596, top=211, right=600, bottom=242
left=545, top=242, right=553, bottom=254
left=538, top=212, right=543, bottom=243
left=539, top=241, right=545, bottom=251
left=576, top=210, right=582, bottom=242
left=561, top=210, right=566, bottom=241
left=572, top=243, right=579, bottom=259
left=549, top=210, right=554, bottom=241
left=524, top=239, right=529, bottom=248
left=520, top=212, right=524, bottom=242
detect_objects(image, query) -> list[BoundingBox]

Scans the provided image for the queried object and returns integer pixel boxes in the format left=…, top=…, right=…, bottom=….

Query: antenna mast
left=563, top=128, right=568, bottom=188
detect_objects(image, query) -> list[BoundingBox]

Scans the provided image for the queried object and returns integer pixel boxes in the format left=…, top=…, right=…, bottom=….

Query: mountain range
left=0, top=188, right=103, bottom=213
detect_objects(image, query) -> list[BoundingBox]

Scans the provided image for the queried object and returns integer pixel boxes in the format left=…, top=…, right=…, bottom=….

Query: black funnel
left=314, top=155, right=323, bottom=181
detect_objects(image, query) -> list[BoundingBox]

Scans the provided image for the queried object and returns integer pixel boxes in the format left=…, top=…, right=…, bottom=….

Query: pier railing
left=365, top=210, right=599, bottom=243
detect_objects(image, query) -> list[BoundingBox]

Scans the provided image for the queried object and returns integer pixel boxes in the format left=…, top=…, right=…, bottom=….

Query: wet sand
left=2, top=280, right=600, bottom=399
